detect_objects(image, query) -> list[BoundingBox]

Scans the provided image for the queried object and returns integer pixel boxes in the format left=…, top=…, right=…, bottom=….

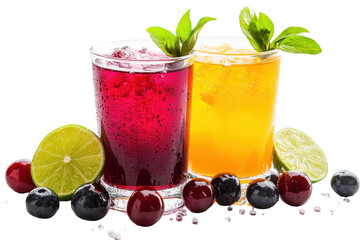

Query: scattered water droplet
left=262, top=213, right=264, bottom=215
left=239, top=209, right=245, bottom=215
left=314, top=206, right=321, bottom=212
left=108, top=230, right=121, bottom=240
left=321, top=193, right=330, bottom=198
left=0, top=200, right=8, bottom=205
left=330, top=209, right=335, bottom=215
left=299, top=208, right=305, bottom=215
left=343, top=197, right=350, bottom=203
left=227, top=206, right=233, bottom=211
left=225, top=216, right=231, bottom=222
left=192, top=217, right=198, bottom=225
left=176, top=212, right=183, bottom=222
left=98, top=224, right=104, bottom=230
left=169, top=217, right=173, bottom=221
left=249, top=208, right=256, bottom=216
left=179, top=208, right=187, bottom=216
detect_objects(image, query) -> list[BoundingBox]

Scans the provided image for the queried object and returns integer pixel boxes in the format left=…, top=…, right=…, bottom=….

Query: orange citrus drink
left=189, top=42, right=281, bottom=179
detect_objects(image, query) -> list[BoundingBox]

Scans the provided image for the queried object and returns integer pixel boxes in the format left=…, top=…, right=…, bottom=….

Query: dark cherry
left=26, top=187, right=59, bottom=218
left=5, top=159, right=37, bottom=193
left=127, top=188, right=164, bottom=227
left=277, top=170, right=312, bottom=206
left=246, top=178, right=279, bottom=209
left=266, top=170, right=279, bottom=186
left=331, top=170, right=359, bottom=197
left=182, top=178, right=214, bottom=213
left=211, top=173, right=241, bottom=206
left=71, top=183, right=111, bottom=221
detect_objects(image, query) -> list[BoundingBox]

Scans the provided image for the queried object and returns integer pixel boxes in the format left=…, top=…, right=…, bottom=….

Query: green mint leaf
left=277, top=35, right=322, bottom=54
left=271, top=27, right=309, bottom=48
left=181, top=16, right=216, bottom=56
left=176, top=9, right=192, bottom=43
left=257, top=12, right=274, bottom=50
left=164, top=37, right=181, bottom=57
left=146, top=27, right=177, bottom=57
left=239, top=7, right=263, bottom=52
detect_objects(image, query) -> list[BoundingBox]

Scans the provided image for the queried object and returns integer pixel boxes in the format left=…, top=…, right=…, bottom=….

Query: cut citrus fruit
left=273, top=128, right=327, bottom=183
left=31, top=125, right=105, bottom=200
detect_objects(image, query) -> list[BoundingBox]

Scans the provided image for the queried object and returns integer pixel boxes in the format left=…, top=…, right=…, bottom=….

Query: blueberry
left=331, top=170, right=359, bottom=197
left=211, top=173, right=241, bottom=206
left=246, top=179, right=279, bottom=209
left=26, top=187, right=59, bottom=218
left=71, top=183, right=111, bottom=221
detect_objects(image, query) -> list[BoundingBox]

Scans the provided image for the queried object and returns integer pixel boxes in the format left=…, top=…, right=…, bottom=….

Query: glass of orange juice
left=189, top=37, right=281, bottom=184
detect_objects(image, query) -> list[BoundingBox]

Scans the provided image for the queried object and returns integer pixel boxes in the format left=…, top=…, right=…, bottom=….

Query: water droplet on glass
left=314, top=206, right=321, bottom=212
left=343, top=197, right=350, bottom=203
left=227, top=206, right=233, bottom=211
left=321, top=193, right=330, bottom=198
left=225, top=216, right=231, bottom=222
left=192, top=217, right=198, bottom=225
left=98, top=224, right=104, bottom=230
left=330, top=209, right=335, bottom=215
left=239, top=209, right=245, bottom=215
left=176, top=212, right=183, bottom=221
left=249, top=208, right=256, bottom=216
left=179, top=208, right=187, bottom=216
left=299, top=208, right=305, bottom=215
left=108, top=230, right=121, bottom=240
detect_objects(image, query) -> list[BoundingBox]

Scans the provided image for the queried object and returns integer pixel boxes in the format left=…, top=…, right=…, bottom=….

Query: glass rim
left=195, top=36, right=279, bottom=57
left=90, top=39, right=194, bottom=63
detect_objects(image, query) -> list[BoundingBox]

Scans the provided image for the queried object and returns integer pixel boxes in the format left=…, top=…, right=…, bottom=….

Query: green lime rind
left=31, top=124, right=105, bottom=201
left=273, top=127, right=328, bottom=183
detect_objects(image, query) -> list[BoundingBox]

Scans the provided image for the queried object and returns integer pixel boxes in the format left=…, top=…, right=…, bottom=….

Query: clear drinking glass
left=188, top=37, right=280, bottom=186
left=91, top=40, right=194, bottom=213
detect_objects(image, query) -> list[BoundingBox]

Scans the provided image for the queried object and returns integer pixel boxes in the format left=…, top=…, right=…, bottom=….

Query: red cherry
left=127, top=188, right=164, bottom=227
left=277, top=170, right=312, bottom=206
left=182, top=178, right=214, bottom=213
left=5, top=159, right=37, bottom=193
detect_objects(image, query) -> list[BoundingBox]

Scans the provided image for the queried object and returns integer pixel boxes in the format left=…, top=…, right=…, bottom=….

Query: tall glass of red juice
left=91, top=40, right=193, bottom=213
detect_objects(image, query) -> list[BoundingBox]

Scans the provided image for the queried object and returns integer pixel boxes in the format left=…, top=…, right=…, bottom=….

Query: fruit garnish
left=71, top=183, right=110, bottom=221
left=182, top=178, right=214, bottom=213
left=331, top=170, right=359, bottom=197
left=31, top=124, right=105, bottom=201
left=265, top=170, right=279, bottom=186
left=5, top=159, right=37, bottom=193
left=127, top=188, right=164, bottom=227
left=239, top=7, right=321, bottom=54
left=26, top=187, right=59, bottom=219
left=273, top=127, right=328, bottom=183
left=211, top=173, right=241, bottom=206
left=147, top=9, right=216, bottom=57
left=277, top=170, right=312, bottom=206
left=246, top=179, right=279, bottom=209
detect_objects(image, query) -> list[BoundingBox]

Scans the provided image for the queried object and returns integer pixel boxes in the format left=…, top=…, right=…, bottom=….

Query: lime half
left=273, top=128, right=328, bottom=183
left=31, top=125, right=105, bottom=200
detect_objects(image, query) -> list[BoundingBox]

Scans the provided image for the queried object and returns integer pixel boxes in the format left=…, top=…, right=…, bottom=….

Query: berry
left=211, top=173, right=241, bottom=206
left=277, top=170, right=312, bottom=206
left=71, top=183, right=111, bottom=221
left=266, top=170, right=279, bottom=186
left=127, top=188, right=164, bottom=227
left=182, top=178, right=214, bottom=213
left=26, top=187, right=59, bottom=218
left=246, top=179, right=279, bottom=209
left=5, top=159, right=37, bottom=193
left=331, top=170, right=359, bottom=197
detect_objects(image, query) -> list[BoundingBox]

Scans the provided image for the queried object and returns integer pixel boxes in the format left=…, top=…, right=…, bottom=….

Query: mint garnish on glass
left=147, top=10, right=216, bottom=57
left=239, top=7, right=321, bottom=54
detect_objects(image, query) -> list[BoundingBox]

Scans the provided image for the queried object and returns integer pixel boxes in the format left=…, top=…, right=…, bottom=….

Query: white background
left=1, top=0, right=359, bottom=239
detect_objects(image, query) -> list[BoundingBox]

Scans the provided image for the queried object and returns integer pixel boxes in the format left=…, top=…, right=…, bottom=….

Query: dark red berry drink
left=91, top=41, right=193, bottom=213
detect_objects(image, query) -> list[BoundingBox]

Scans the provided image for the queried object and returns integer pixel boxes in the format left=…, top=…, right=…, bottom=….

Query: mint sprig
left=239, top=7, right=321, bottom=54
left=147, top=10, right=216, bottom=57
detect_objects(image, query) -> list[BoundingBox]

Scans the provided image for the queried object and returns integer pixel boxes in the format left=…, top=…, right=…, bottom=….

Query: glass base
left=100, top=178, right=184, bottom=215
left=188, top=170, right=271, bottom=205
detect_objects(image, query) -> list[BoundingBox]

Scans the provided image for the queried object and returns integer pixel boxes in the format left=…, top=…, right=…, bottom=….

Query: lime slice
left=31, top=125, right=105, bottom=200
left=273, top=128, right=328, bottom=183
